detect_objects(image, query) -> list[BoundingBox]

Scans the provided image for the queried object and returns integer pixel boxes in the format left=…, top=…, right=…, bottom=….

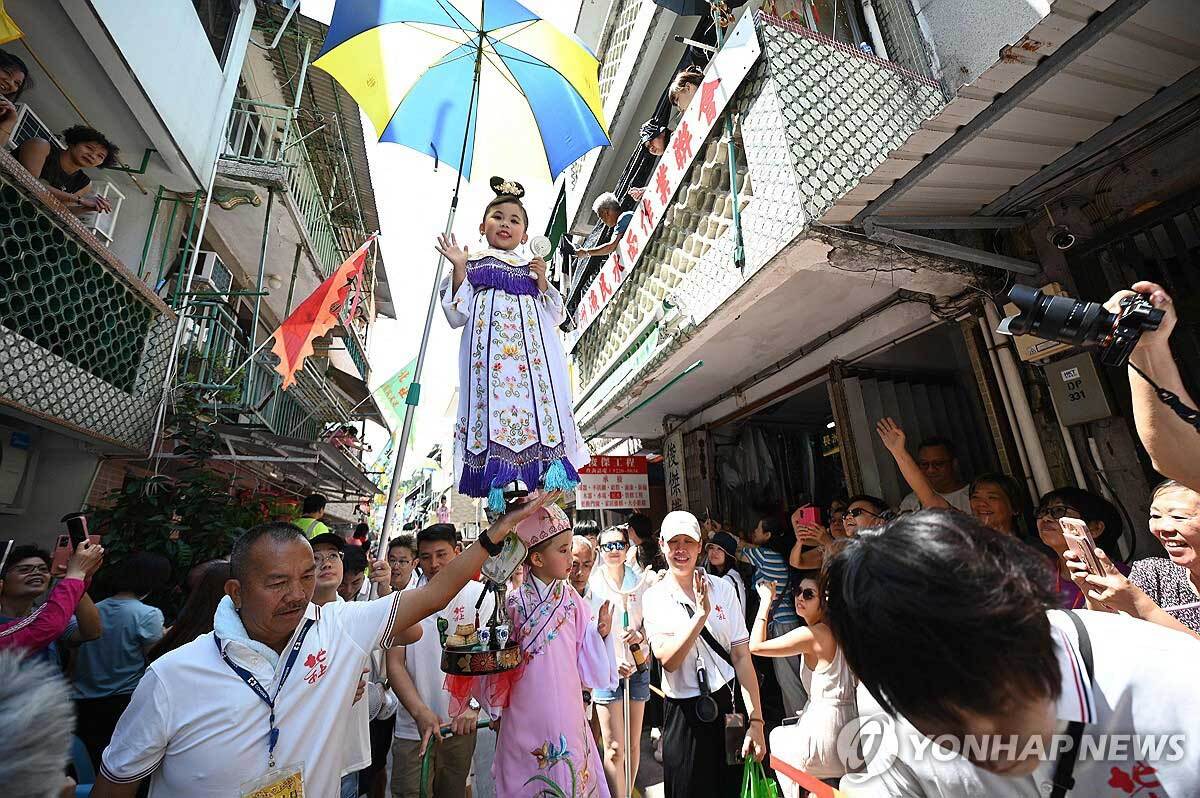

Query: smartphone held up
left=1060, top=516, right=1103, bottom=577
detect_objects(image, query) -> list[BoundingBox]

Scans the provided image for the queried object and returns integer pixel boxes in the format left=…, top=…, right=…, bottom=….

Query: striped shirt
left=742, top=546, right=799, bottom=625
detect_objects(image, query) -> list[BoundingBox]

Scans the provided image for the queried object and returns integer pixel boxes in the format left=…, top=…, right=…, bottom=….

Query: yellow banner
left=0, top=1, right=23, bottom=45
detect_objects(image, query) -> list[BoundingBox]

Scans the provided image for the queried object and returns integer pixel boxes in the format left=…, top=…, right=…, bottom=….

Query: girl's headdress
left=484, top=176, right=528, bottom=225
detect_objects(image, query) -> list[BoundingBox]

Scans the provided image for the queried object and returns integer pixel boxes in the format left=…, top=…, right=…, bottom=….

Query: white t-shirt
left=589, top=565, right=651, bottom=669
left=100, top=593, right=404, bottom=798
left=392, top=577, right=494, bottom=741
left=841, top=610, right=1200, bottom=797
left=643, top=572, right=748, bottom=699
left=899, top=485, right=971, bottom=514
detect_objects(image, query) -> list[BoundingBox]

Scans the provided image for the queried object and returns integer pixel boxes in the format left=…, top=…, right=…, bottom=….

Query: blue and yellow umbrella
left=314, top=0, right=609, bottom=182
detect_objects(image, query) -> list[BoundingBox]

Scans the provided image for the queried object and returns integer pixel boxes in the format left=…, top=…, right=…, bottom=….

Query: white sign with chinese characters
left=576, top=456, right=650, bottom=510
left=571, top=12, right=762, bottom=340
left=663, top=431, right=688, bottom=513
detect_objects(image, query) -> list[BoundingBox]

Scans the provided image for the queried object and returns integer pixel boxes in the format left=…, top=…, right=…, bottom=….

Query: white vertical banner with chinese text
left=663, top=431, right=689, bottom=513
left=571, top=13, right=762, bottom=340
left=576, top=456, right=651, bottom=510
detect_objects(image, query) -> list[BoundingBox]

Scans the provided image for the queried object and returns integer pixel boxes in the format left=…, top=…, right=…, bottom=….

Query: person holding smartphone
left=0, top=539, right=104, bottom=656
left=643, top=511, right=766, bottom=797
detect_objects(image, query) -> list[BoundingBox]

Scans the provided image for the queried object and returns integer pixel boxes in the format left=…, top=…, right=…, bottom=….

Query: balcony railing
left=179, top=300, right=357, bottom=441
left=220, top=98, right=349, bottom=276
left=0, top=149, right=175, bottom=452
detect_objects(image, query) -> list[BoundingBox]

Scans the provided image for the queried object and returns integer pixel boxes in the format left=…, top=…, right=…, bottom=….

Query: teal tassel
left=543, top=459, right=576, bottom=491
left=488, top=485, right=506, bottom=514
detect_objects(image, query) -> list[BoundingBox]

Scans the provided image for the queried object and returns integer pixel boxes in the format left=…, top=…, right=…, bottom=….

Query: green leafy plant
left=90, top=389, right=282, bottom=614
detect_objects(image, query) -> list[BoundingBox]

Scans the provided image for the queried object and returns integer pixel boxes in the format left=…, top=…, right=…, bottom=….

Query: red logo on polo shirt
left=714, top=604, right=726, bottom=621
left=303, top=649, right=328, bottom=684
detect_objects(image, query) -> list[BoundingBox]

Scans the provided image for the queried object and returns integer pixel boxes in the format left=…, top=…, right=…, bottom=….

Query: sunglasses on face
left=846, top=507, right=878, bottom=520
left=797, top=588, right=818, bottom=601
left=1036, top=505, right=1078, bottom=520
left=599, top=541, right=627, bottom=552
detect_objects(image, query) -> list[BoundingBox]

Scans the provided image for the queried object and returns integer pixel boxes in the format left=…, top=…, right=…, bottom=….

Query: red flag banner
left=270, top=236, right=375, bottom=390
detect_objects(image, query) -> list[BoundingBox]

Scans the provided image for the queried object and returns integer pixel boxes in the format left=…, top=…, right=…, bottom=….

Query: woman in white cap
left=642, top=511, right=766, bottom=797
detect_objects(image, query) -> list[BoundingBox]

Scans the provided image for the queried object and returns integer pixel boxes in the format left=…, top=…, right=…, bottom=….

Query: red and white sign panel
left=576, top=456, right=650, bottom=510
left=572, top=13, right=762, bottom=340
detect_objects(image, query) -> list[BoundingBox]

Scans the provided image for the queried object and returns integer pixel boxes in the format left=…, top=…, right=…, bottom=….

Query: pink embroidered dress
left=491, top=575, right=616, bottom=798
left=441, top=248, right=589, bottom=509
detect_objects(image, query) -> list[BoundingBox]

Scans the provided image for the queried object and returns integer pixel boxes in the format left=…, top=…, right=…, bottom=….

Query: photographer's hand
left=1107, top=282, right=1200, bottom=492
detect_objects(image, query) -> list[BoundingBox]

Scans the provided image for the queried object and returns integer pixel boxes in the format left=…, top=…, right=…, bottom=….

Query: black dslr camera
left=997, top=285, right=1164, bottom=367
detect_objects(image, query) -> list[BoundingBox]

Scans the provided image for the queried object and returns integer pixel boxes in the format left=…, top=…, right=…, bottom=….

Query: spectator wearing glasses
left=627, top=120, right=673, bottom=202
left=0, top=540, right=104, bottom=656
left=842, top=495, right=891, bottom=537
left=750, top=573, right=857, bottom=789
left=875, top=419, right=971, bottom=514
left=1035, top=487, right=1129, bottom=609
left=387, top=535, right=419, bottom=593
left=589, top=525, right=652, bottom=798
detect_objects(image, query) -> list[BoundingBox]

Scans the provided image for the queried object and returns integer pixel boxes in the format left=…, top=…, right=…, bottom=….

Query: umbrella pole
left=377, top=41, right=485, bottom=563
left=712, top=3, right=745, bottom=269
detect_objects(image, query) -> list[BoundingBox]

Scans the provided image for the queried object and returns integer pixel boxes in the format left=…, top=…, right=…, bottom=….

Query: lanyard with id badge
left=216, top=617, right=315, bottom=797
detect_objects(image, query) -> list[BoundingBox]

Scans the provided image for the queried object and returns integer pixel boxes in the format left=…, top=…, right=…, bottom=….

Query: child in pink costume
left=488, top=499, right=617, bottom=797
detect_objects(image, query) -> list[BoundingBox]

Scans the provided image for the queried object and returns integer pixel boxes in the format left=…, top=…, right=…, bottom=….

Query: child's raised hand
left=597, top=600, right=613, bottom=638
left=436, top=232, right=469, bottom=268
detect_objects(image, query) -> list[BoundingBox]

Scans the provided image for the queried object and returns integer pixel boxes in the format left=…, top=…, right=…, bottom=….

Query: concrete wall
left=87, top=0, right=255, bottom=182
left=914, top=0, right=1050, bottom=91
left=0, top=416, right=99, bottom=548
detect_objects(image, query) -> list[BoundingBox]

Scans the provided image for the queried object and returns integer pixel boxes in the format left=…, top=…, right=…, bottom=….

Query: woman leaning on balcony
left=0, top=50, right=32, bottom=143
left=14, top=124, right=116, bottom=216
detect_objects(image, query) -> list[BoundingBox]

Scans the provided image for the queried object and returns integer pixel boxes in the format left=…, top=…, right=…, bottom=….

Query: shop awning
left=828, top=0, right=1200, bottom=225
left=167, top=424, right=382, bottom=501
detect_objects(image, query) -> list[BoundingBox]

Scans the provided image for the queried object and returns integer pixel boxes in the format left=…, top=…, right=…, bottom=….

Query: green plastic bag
left=741, top=758, right=780, bottom=798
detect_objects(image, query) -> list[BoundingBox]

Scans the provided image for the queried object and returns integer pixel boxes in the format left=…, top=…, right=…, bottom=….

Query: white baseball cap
left=660, top=510, right=702, bottom=544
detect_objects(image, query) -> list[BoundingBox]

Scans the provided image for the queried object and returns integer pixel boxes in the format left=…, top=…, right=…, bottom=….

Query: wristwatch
left=479, top=532, right=504, bottom=556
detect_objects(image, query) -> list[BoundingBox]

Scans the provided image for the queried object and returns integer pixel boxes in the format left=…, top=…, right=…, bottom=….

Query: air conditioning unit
left=192, top=250, right=234, bottom=295
left=3, top=103, right=64, bottom=152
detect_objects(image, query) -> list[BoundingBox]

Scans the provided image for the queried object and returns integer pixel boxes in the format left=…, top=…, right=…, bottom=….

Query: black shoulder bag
left=1051, top=611, right=1095, bottom=798
left=679, top=601, right=751, bottom=764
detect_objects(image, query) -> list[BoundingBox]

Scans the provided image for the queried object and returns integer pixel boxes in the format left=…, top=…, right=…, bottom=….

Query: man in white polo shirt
left=643, top=511, right=766, bottom=797
left=825, top=511, right=1200, bottom=797
left=387, top=523, right=493, bottom=798
left=93, top=496, right=553, bottom=798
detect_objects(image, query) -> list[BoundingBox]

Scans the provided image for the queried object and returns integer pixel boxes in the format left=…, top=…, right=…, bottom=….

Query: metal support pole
left=284, top=243, right=303, bottom=314
left=377, top=34, right=485, bottom=562
left=293, top=38, right=313, bottom=113
left=713, top=11, right=745, bottom=269
left=252, top=189, right=274, bottom=345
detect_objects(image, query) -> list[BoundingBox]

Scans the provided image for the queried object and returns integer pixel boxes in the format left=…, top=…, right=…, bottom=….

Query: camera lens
left=1003, top=285, right=1116, bottom=347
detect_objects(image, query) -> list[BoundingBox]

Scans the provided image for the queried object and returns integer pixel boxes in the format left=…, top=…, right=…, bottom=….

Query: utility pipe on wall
left=977, top=317, right=1035, bottom=497
left=983, top=303, right=1055, bottom=496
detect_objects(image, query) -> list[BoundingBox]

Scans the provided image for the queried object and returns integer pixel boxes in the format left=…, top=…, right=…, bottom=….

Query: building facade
left=555, top=0, right=1199, bottom=555
left=0, top=0, right=388, bottom=542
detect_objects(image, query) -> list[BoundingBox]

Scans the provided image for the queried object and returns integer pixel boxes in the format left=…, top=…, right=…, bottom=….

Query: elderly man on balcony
left=573, top=192, right=635, bottom=260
